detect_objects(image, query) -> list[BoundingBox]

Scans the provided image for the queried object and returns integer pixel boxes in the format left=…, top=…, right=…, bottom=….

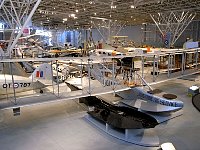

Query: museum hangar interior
left=1, top=0, right=200, bottom=150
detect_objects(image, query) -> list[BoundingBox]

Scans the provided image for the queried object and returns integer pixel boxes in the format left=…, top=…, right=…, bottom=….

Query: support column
left=56, top=60, right=59, bottom=96
left=0, top=0, right=41, bottom=58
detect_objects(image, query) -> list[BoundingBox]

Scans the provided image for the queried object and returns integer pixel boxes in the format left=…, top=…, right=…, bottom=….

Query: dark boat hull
left=87, top=97, right=158, bottom=129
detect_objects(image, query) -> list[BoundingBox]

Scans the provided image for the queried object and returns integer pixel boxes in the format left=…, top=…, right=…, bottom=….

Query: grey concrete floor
left=152, top=78, right=200, bottom=150
left=0, top=77, right=200, bottom=150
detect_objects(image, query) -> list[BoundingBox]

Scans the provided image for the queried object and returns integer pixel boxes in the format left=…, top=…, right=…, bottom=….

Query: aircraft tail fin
left=29, top=63, right=52, bottom=81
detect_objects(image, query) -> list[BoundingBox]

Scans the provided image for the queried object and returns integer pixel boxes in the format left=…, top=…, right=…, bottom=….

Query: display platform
left=120, top=100, right=183, bottom=123
left=142, top=110, right=183, bottom=124
left=85, top=114, right=159, bottom=147
left=192, top=93, right=200, bottom=112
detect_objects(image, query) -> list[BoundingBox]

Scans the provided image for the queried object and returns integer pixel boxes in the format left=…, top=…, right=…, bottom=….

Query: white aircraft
left=0, top=56, right=186, bottom=113
left=65, top=57, right=184, bottom=113
left=0, top=63, right=52, bottom=95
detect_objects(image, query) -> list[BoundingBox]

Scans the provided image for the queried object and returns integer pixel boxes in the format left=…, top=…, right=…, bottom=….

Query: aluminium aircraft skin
left=0, top=75, right=44, bottom=95
left=0, top=63, right=53, bottom=95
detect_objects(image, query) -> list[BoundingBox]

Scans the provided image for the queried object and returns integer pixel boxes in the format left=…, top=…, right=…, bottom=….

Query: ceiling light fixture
left=131, top=5, right=135, bottom=8
left=75, top=9, right=79, bottom=13
left=70, top=14, right=76, bottom=18
left=111, top=5, right=116, bottom=9
left=63, top=18, right=68, bottom=21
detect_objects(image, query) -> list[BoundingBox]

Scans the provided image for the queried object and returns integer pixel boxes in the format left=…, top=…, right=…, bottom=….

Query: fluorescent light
left=70, top=14, right=75, bottom=17
left=63, top=18, right=68, bottom=21
left=111, top=5, right=116, bottom=9
left=131, top=5, right=135, bottom=8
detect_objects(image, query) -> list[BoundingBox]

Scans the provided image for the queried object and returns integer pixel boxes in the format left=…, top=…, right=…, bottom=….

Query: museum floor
left=0, top=76, right=200, bottom=150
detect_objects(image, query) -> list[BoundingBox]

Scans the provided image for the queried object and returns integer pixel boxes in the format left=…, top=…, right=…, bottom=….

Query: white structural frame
left=150, top=11, right=196, bottom=46
left=0, top=0, right=41, bottom=104
left=0, top=0, right=41, bottom=57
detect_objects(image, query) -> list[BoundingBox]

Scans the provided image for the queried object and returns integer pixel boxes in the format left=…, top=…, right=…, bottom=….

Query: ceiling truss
left=150, top=11, right=196, bottom=46
left=91, top=17, right=126, bottom=43
left=0, top=0, right=200, bottom=30
left=0, top=0, right=41, bottom=57
left=29, top=0, right=200, bottom=29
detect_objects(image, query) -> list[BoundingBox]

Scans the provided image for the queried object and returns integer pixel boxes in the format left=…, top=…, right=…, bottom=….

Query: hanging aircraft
left=91, top=49, right=125, bottom=56
left=48, top=47, right=82, bottom=57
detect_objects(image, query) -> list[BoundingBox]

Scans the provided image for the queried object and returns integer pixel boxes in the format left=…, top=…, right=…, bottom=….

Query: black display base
left=192, top=93, right=200, bottom=112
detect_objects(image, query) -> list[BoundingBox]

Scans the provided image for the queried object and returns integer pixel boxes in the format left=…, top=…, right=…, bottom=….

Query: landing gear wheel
left=40, top=90, right=43, bottom=94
